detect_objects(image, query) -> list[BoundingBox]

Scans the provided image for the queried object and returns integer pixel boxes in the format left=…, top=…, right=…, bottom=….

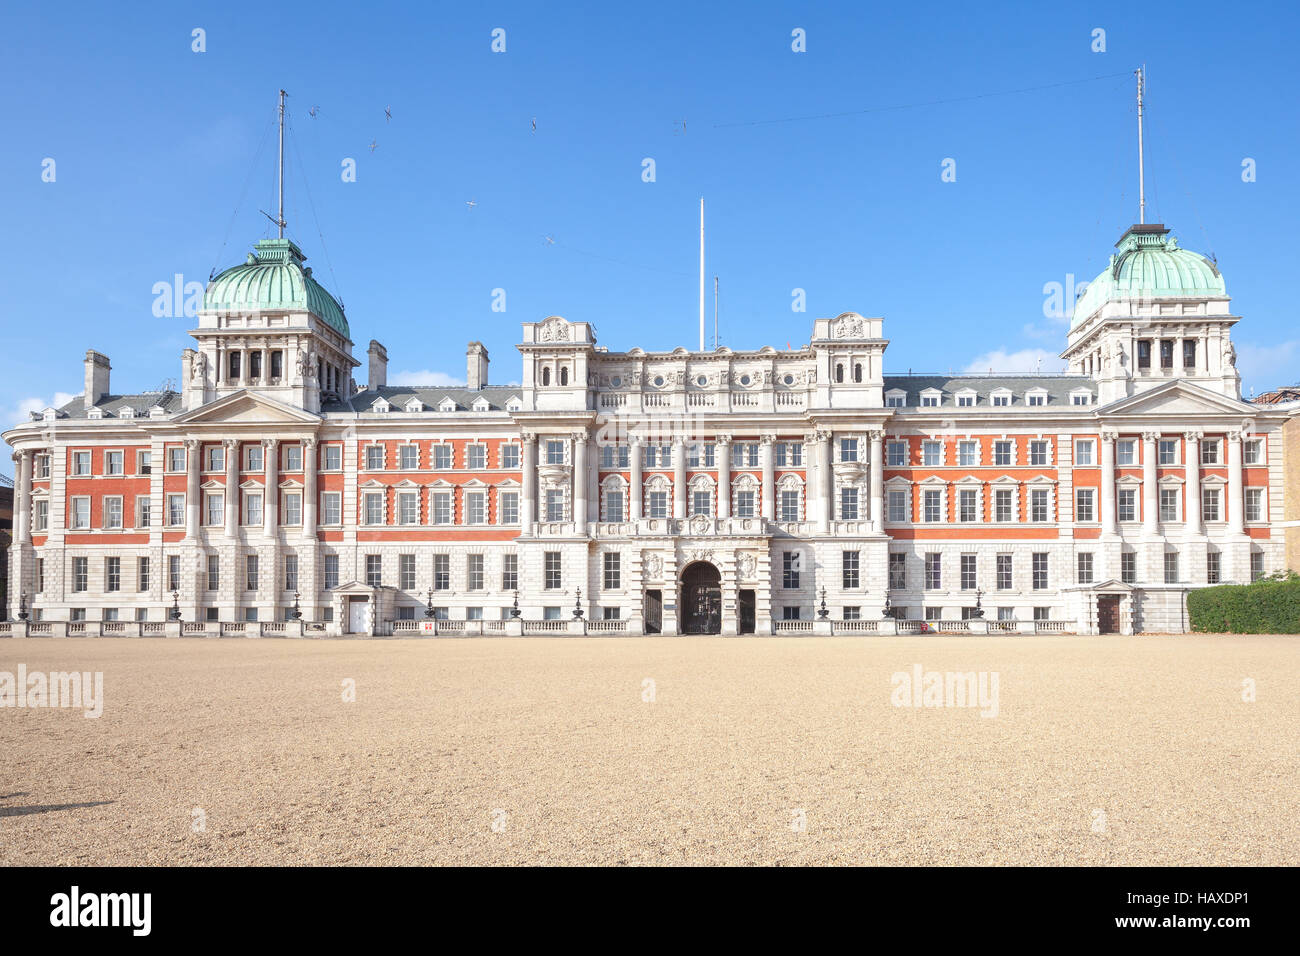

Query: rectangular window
left=1118, top=488, right=1136, bottom=522
left=37, top=454, right=51, bottom=478
left=205, top=493, right=224, bottom=527
left=283, top=445, right=303, bottom=471
left=1117, top=441, right=1135, bottom=466
left=1030, top=489, right=1050, bottom=522
left=546, top=441, right=565, bottom=466
left=544, top=552, right=562, bottom=589
left=323, top=554, right=339, bottom=590
left=842, top=606, right=861, bottom=621
left=839, top=438, right=858, bottom=463
left=35, top=499, right=49, bottom=532
left=246, top=444, right=263, bottom=472
left=887, top=489, right=908, bottom=523
left=888, top=553, right=906, bottom=589
left=992, top=393, right=1010, bottom=407
left=839, top=487, right=858, bottom=521
left=924, top=553, right=941, bottom=590
left=842, top=551, right=860, bottom=589
left=1250, top=552, right=1264, bottom=582
left=397, top=492, right=420, bottom=525
left=500, top=445, right=520, bottom=469
left=1183, top=339, right=1196, bottom=368
left=1033, top=607, right=1050, bottom=623
left=1032, top=553, right=1048, bottom=590
left=132, top=495, right=150, bottom=529
left=206, top=446, right=225, bottom=472
left=105, top=450, right=123, bottom=475
left=1201, top=440, right=1219, bottom=465
left=994, top=489, right=1013, bottom=522
left=242, top=492, right=263, bottom=527
left=105, top=556, right=121, bottom=592
left=648, top=491, right=669, bottom=519
left=168, top=447, right=186, bottom=472
left=72, top=556, right=88, bottom=592
left=1029, top=441, right=1049, bottom=466
left=1207, top=551, right=1221, bottom=585
left=168, top=555, right=181, bottom=592
left=466, top=492, right=486, bottom=525
left=960, top=554, right=976, bottom=590
left=365, top=554, right=382, bottom=588
left=1075, top=488, right=1095, bottom=523
left=1245, top=487, right=1263, bottom=522
left=886, top=441, right=907, bottom=466
left=782, top=607, right=801, bottom=621
left=321, top=492, right=340, bottom=526
left=1075, top=440, right=1094, bottom=466
left=323, top=445, right=342, bottom=470
left=603, top=553, right=621, bottom=590
left=284, top=554, right=299, bottom=592
left=923, top=490, right=942, bottom=523
left=545, top=489, right=565, bottom=522
left=399, top=445, right=419, bottom=470
left=1164, top=552, right=1179, bottom=584
left=138, top=556, right=150, bottom=592
left=431, top=445, right=452, bottom=469
left=366, top=446, right=386, bottom=470
left=207, top=555, right=220, bottom=591
left=282, top=492, right=302, bottom=526
left=1076, top=553, right=1093, bottom=585
left=245, top=555, right=259, bottom=591
left=467, top=446, right=486, bottom=470
left=433, top=554, right=450, bottom=590
left=1244, top=439, right=1262, bottom=465
left=1160, top=339, right=1174, bottom=369
left=103, top=496, right=123, bottom=530
left=395, top=555, right=415, bottom=592
left=920, top=441, right=942, bottom=467
left=1027, top=393, right=1045, bottom=407
left=1158, top=439, right=1178, bottom=465
left=1160, top=488, right=1179, bottom=522
left=364, top=492, right=385, bottom=525
left=502, top=554, right=518, bottom=592
left=73, top=451, right=92, bottom=475
left=782, top=552, right=801, bottom=589
left=500, top=491, right=519, bottom=524
left=996, top=554, right=1012, bottom=590
left=994, top=441, right=1012, bottom=466
left=691, top=490, right=710, bottom=517
left=958, top=489, right=977, bottom=522
left=432, top=493, right=451, bottom=525
left=71, top=496, right=90, bottom=529
left=779, top=490, right=799, bottom=522
left=1121, top=551, right=1136, bottom=584
left=958, top=441, right=978, bottom=467
left=467, top=555, right=484, bottom=590
left=1202, top=487, right=1220, bottom=522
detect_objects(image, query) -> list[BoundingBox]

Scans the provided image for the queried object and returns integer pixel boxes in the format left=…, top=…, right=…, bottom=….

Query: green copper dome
left=1071, top=224, right=1225, bottom=329
left=204, top=238, right=350, bottom=339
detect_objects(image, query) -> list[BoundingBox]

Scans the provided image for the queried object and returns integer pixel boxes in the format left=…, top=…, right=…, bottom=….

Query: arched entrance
left=680, top=561, right=722, bottom=634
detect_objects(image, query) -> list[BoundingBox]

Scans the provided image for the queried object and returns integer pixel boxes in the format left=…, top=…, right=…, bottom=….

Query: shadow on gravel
left=0, top=801, right=113, bottom=817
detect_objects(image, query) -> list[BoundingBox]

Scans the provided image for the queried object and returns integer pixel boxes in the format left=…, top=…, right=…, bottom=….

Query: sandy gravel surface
left=1, top=635, right=1296, bottom=866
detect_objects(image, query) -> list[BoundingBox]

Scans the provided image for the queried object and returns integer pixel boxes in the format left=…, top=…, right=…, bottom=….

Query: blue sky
left=2, top=0, right=1297, bottom=473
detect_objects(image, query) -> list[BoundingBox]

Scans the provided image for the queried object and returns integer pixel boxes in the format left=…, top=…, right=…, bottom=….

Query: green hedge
left=1188, top=573, right=1300, bottom=634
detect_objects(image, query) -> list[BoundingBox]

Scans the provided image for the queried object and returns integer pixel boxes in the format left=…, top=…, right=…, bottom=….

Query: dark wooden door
left=644, top=590, right=661, bottom=634
left=738, top=590, right=756, bottom=634
left=1097, top=595, right=1119, bottom=634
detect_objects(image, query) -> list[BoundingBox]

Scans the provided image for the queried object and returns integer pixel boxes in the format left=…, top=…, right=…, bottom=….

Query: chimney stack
left=83, top=350, right=111, bottom=409
left=367, top=340, right=388, bottom=391
left=467, top=341, right=489, bottom=390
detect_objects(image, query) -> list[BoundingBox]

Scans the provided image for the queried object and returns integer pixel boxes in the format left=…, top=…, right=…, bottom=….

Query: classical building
left=3, top=223, right=1292, bottom=635
left=1251, top=385, right=1300, bottom=574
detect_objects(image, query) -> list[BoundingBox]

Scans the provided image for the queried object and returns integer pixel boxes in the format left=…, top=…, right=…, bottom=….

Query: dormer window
left=1070, top=389, right=1092, bottom=406
left=371, top=398, right=390, bottom=413
left=991, top=389, right=1011, bottom=407
left=472, top=396, right=491, bottom=412
left=884, top=389, right=906, bottom=408
left=1026, top=389, right=1048, bottom=407
left=955, top=390, right=976, bottom=407
left=505, top=395, right=523, bottom=412
left=404, top=398, right=423, bottom=413
left=437, top=397, right=456, bottom=412
left=919, top=389, right=941, bottom=407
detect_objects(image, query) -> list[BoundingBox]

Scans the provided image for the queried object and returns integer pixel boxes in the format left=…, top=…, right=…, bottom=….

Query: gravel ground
left=1, top=635, right=1296, bottom=866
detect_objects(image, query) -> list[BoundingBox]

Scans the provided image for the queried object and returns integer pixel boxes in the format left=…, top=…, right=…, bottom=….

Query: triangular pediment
left=168, top=390, right=321, bottom=427
left=1097, top=380, right=1255, bottom=420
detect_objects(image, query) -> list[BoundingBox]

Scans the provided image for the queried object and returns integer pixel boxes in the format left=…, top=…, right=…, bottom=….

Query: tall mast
left=277, top=88, right=287, bottom=238
left=1135, top=67, right=1145, bottom=225
left=698, top=198, right=705, bottom=351
left=713, top=274, right=719, bottom=350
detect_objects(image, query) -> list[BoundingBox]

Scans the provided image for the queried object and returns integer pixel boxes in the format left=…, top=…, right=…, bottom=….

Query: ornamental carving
left=644, top=553, right=663, bottom=580
left=688, top=514, right=711, bottom=535
left=831, top=315, right=865, bottom=338
left=539, top=318, right=570, bottom=342
left=736, top=552, right=757, bottom=581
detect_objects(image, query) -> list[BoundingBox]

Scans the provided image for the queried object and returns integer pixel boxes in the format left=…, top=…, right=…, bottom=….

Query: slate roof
left=881, top=375, right=1094, bottom=408
left=327, top=385, right=522, bottom=413
left=51, top=391, right=183, bottom=420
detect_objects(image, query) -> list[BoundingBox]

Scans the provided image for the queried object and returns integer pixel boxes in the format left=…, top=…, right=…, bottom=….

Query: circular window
left=696, top=375, right=707, bottom=387
left=783, top=373, right=794, bottom=385
left=653, top=375, right=665, bottom=387
left=740, top=374, right=751, bottom=386
left=610, top=375, right=621, bottom=388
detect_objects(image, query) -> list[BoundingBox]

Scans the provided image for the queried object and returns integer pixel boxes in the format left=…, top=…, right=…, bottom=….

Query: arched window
left=559, top=367, right=569, bottom=386
left=541, top=367, right=551, bottom=386
left=835, top=363, right=844, bottom=383
left=853, top=363, right=863, bottom=383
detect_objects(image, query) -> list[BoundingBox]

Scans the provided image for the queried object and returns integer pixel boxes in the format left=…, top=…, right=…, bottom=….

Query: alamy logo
left=49, top=886, right=151, bottom=936
left=0, top=665, right=103, bottom=718
left=891, top=664, right=999, bottom=717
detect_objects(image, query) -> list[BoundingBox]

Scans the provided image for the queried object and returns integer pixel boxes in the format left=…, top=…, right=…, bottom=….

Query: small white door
left=348, top=598, right=369, bottom=634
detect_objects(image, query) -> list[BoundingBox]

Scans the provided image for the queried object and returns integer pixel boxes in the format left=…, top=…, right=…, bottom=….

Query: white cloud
left=1235, top=340, right=1300, bottom=394
left=2, top=391, right=78, bottom=430
left=962, top=348, right=1065, bottom=376
left=387, top=369, right=463, bottom=387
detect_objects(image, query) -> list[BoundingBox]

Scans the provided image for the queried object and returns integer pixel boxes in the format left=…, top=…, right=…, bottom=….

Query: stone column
left=572, top=430, right=588, bottom=533
left=1100, top=430, right=1116, bottom=535
left=1142, top=431, right=1159, bottom=536
left=759, top=435, right=775, bottom=521
left=261, top=346, right=270, bottom=384
left=263, top=438, right=279, bottom=538
left=819, top=430, right=833, bottom=532
left=303, top=437, right=318, bottom=537
left=1227, top=430, right=1244, bottom=535
left=1184, top=431, right=1202, bottom=536
left=629, top=437, right=643, bottom=520
left=715, top=435, right=731, bottom=519
left=14, top=449, right=32, bottom=544
left=869, top=429, right=884, bottom=533
left=185, top=439, right=201, bottom=539
left=223, top=439, right=239, bottom=537
left=672, top=437, right=687, bottom=520
left=520, top=433, right=537, bottom=531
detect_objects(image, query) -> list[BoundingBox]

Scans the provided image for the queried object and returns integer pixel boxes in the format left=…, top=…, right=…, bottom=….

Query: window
left=992, top=393, right=1010, bottom=407
left=544, top=552, right=562, bottom=589
left=1030, top=489, right=1050, bottom=522
left=285, top=554, right=299, bottom=592
left=960, top=554, right=977, bottom=590
left=546, top=441, right=565, bottom=465
left=957, top=394, right=974, bottom=408
left=366, top=446, right=385, bottom=470
left=886, top=441, right=907, bottom=466
left=1251, top=552, right=1265, bottom=582
left=1137, top=339, right=1151, bottom=369
left=648, top=490, right=669, bottom=519
left=958, top=441, right=978, bottom=467
left=888, top=553, right=906, bottom=589
left=104, top=450, right=124, bottom=475
left=168, top=447, right=186, bottom=472
left=1160, top=488, right=1179, bottom=522
left=466, top=445, right=487, bottom=470
left=839, top=488, right=858, bottom=521
left=1071, top=393, right=1090, bottom=406
left=398, top=492, right=419, bottom=525
left=35, top=499, right=49, bottom=532
left=323, top=554, right=339, bottom=590
left=465, top=607, right=483, bottom=621
left=206, top=446, right=224, bottom=472
left=774, top=442, right=801, bottom=467
left=843, top=551, right=860, bottom=589
left=997, top=607, right=1014, bottom=622
left=603, top=553, right=621, bottom=590
left=924, top=553, right=941, bottom=590
left=103, top=496, right=123, bottom=529
left=1160, top=339, right=1174, bottom=369
left=1029, top=441, right=1049, bottom=466
left=399, top=445, right=419, bottom=470
left=958, top=489, right=977, bottom=522
left=691, top=490, right=710, bottom=516
left=688, top=443, right=716, bottom=468
left=500, top=492, right=519, bottom=524
left=782, top=552, right=801, bottom=589
left=842, top=606, right=861, bottom=620
left=432, top=493, right=451, bottom=525
left=545, top=489, right=565, bottom=522
left=1075, top=488, right=1095, bottom=523
left=131, top=495, right=151, bottom=529
left=204, top=492, right=224, bottom=527
left=780, top=491, right=800, bottom=522
left=1245, top=487, right=1263, bottom=522
left=246, top=445, right=263, bottom=472
left=365, top=554, right=382, bottom=588
left=1118, top=488, right=1136, bottom=522
left=920, top=393, right=939, bottom=408
left=72, top=557, right=88, bottom=592
left=206, top=555, right=220, bottom=591
left=168, top=555, right=181, bottom=592
left=433, top=555, right=450, bottom=590
left=37, top=454, right=51, bottom=478
left=887, top=489, right=908, bottom=522
left=1033, top=607, right=1050, bottom=623
left=1158, top=440, right=1178, bottom=465
left=839, top=438, right=858, bottom=463
left=1207, top=551, right=1221, bottom=585
left=922, top=490, right=942, bottom=523
left=466, top=492, right=486, bottom=525
left=885, top=394, right=904, bottom=408
left=924, top=607, right=942, bottom=622
left=1027, top=393, right=1045, bottom=407
left=1164, top=552, right=1179, bottom=584
left=730, top=443, right=758, bottom=469
left=1201, top=440, right=1219, bottom=465
left=1032, top=553, right=1048, bottom=590
left=996, top=554, right=1012, bottom=590
left=1201, top=487, right=1220, bottom=522
left=502, top=554, right=518, bottom=591
left=1121, top=551, right=1136, bottom=584
left=246, top=555, right=260, bottom=591
left=322, top=492, right=341, bottom=525
left=467, top=555, right=484, bottom=590
left=994, top=489, right=1013, bottom=522
left=1075, top=440, right=1094, bottom=466
left=994, top=441, right=1012, bottom=466
left=1244, top=439, right=1263, bottom=465
left=73, top=451, right=91, bottom=476
left=364, top=492, right=385, bottom=525
left=782, top=607, right=801, bottom=621
left=323, top=445, right=342, bottom=470
left=1183, top=339, right=1196, bottom=368
left=105, top=556, right=121, bottom=592
left=1076, top=553, right=1093, bottom=584
left=283, top=445, right=303, bottom=471
left=500, top=443, right=522, bottom=469
left=921, top=441, right=941, bottom=467
left=1117, top=441, right=1135, bottom=466
left=282, top=492, right=302, bottom=526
